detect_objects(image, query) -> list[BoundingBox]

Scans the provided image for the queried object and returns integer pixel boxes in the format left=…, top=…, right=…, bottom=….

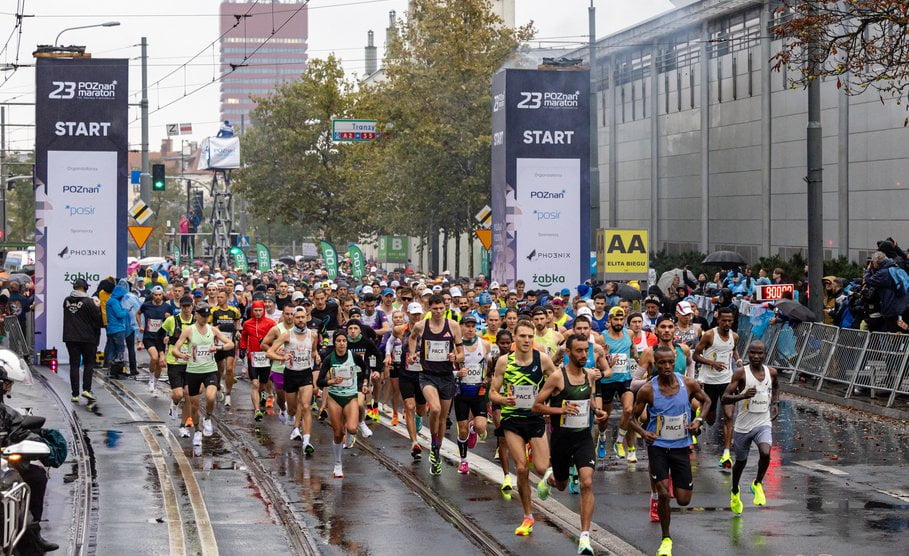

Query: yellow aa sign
left=596, top=229, right=649, bottom=279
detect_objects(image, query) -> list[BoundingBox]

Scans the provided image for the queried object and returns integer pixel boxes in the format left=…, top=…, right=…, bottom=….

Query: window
left=708, top=7, right=761, bottom=59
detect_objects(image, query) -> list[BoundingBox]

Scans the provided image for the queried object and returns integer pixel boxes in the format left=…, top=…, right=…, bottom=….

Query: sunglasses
left=401, top=297, right=413, bottom=302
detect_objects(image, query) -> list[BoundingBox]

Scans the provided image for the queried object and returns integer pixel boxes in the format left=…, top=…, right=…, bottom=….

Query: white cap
left=575, top=306, right=593, bottom=318
left=421, top=289, right=433, bottom=297
left=370, top=265, right=378, bottom=272
left=449, top=287, right=463, bottom=297
left=235, top=285, right=244, bottom=292
left=407, top=302, right=424, bottom=314
left=361, top=285, right=374, bottom=295
left=432, top=285, right=442, bottom=293
left=292, top=291, right=305, bottom=301
left=379, top=281, right=388, bottom=287
left=390, top=280, right=400, bottom=287
left=330, top=283, right=338, bottom=290
left=490, top=281, right=499, bottom=290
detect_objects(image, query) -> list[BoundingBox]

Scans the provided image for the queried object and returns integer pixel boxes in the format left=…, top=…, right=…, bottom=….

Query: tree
left=233, top=55, right=357, bottom=242
left=772, top=1, right=909, bottom=107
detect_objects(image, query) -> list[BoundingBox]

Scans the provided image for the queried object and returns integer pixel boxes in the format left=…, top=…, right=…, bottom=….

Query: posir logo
left=57, top=246, right=107, bottom=260
left=63, top=272, right=100, bottom=282
left=64, top=205, right=96, bottom=217
left=532, top=210, right=561, bottom=221
left=48, top=80, right=118, bottom=100
left=62, top=183, right=101, bottom=194
left=516, top=90, right=581, bottom=109
left=532, top=274, right=566, bottom=288
left=529, top=189, right=566, bottom=199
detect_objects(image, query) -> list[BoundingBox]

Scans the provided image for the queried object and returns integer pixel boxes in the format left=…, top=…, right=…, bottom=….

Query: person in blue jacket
left=105, top=283, right=131, bottom=377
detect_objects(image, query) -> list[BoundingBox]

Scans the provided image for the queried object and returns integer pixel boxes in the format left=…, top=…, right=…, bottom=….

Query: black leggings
left=66, top=341, right=97, bottom=396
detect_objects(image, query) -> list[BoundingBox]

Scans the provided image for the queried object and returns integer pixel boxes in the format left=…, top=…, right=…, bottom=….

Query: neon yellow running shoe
left=613, top=442, right=626, bottom=459
left=656, top=536, right=672, bottom=556
left=514, top=517, right=534, bottom=536
left=751, top=481, right=766, bottom=506
left=501, top=475, right=514, bottom=491
left=730, top=490, right=743, bottom=515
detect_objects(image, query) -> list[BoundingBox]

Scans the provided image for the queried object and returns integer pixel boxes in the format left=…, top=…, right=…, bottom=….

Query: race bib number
left=291, top=348, right=312, bottom=369
left=512, top=385, right=536, bottom=409
left=393, top=344, right=403, bottom=363
left=406, top=360, right=423, bottom=372
left=147, top=319, right=162, bottom=333
left=251, top=351, right=268, bottom=367
left=179, top=344, right=191, bottom=356
left=193, top=347, right=214, bottom=364
left=747, top=391, right=770, bottom=414
left=462, top=363, right=484, bottom=385
left=656, top=413, right=688, bottom=441
left=425, top=340, right=450, bottom=362
left=333, top=366, right=354, bottom=388
left=612, top=354, right=628, bottom=374
left=561, top=399, right=590, bottom=429
left=489, top=345, right=500, bottom=361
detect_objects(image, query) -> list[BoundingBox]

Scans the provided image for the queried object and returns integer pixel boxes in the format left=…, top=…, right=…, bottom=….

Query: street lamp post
left=54, top=21, right=120, bottom=46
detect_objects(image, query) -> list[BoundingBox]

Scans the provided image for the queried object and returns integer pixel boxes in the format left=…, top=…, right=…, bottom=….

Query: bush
left=650, top=250, right=863, bottom=285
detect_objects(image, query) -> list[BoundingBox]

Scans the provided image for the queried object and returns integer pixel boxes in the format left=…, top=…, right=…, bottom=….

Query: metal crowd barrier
left=742, top=318, right=909, bottom=408
left=3, top=317, right=32, bottom=360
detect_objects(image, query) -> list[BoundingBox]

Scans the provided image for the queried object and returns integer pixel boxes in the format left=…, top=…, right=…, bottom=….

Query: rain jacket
left=865, top=258, right=909, bottom=318
left=105, top=285, right=131, bottom=335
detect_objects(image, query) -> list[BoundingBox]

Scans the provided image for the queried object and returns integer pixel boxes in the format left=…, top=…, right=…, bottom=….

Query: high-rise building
left=219, top=0, right=309, bottom=126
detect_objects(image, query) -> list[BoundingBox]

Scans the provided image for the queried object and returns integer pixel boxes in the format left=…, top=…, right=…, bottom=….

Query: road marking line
left=140, top=426, right=186, bottom=555
left=794, top=461, right=849, bottom=476
left=875, top=489, right=909, bottom=503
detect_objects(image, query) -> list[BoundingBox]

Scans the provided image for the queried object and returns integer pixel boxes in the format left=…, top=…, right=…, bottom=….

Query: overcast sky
left=0, top=0, right=672, bottom=153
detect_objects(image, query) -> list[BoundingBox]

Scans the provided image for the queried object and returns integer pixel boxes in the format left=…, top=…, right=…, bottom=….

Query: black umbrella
left=702, top=250, right=747, bottom=266
left=278, top=256, right=296, bottom=266
left=616, top=283, right=643, bottom=301
left=774, top=300, right=817, bottom=323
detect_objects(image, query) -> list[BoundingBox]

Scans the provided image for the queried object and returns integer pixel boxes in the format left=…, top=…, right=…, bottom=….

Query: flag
left=255, top=242, right=271, bottom=271
left=320, top=241, right=338, bottom=280
left=172, top=242, right=180, bottom=266
left=179, top=122, right=193, bottom=134
left=230, top=246, right=248, bottom=273
left=349, top=243, right=366, bottom=279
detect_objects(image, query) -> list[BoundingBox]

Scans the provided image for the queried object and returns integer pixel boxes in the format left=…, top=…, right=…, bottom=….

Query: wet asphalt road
left=25, top=354, right=909, bottom=555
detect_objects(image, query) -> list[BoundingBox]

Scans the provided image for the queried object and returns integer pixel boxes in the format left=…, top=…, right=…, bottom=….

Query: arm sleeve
left=317, top=357, right=332, bottom=388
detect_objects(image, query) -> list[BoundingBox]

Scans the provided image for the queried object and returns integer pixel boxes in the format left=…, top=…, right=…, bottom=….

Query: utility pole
left=1, top=107, right=5, bottom=241
left=140, top=36, right=150, bottom=256
left=806, top=6, right=823, bottom=320
left=588, top=1, right=600, bottom=248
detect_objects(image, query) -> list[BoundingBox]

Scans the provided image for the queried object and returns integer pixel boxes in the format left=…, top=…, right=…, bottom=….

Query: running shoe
left=290, top=427, right=302, bottom=441
left=613, top=442, right=626, bottom=459
left=596, top=435, right=607, bottom=459
left=265, top=395, right=275, bottom=409
left=430, top=460, right=442, bottom=475
left=202, top=418, right=213, bottom=437
left=147, top=377, right=156, bottom=394
left=414, top=415, right=423, bottom=433
left=304, top=442, right=315, bottom=455
left=82, top=390, right=96, bottom=402
left=751, top=481, right=766, bottom=506
left=649, top=497, right=660, bottom=522
left=224, top=394, right=232, bottom=408
left=656, top=537, right=672, bottom=556
left=185, top=417, right=194, bottom=429
left=169, top=404, right=178, bottom=420
left=319, top=410, right=328, bottom=422
left=192, top=431, right=203, bottom=446
left=333, top=464, right=344, bottom=479
left=537, top=468, right=553, bottom=500
left=179, top=426, right=190, bottom=438
left=71, top=395, right=80, bottom=403
left=358, top=421, right=373, bottom=438
left=254, top=410, right=264, bottom=422
left=278, top=411, right=286, bottom=424
left=429, top=447, right=439, bottom=465
left=501, top=475, right=514, bottom=491
left=514, top=517, right=534, bottom=536
left=217, top=389, right=225, bottom=403
left=391, top=412, right=399, bottom=426
left=577, top=535, right=594, bottom=555
left=719, top=453, right=732, bottom=469
left=568, top=475, right=580, bottom=495
left=730, top=490, right=743, bottom=515
left=467, top=421, right=478, bottom=449
left=494, top=447, right=500, bottom=461
left=345, top=432, right=357, bottom=449
left=627, top=448, right=638, bottom=463
left=371, top=407, right=382, bottom=422
left=411, top=443, right=423, bottom=460
left=458, top=460, right=469, bottom=474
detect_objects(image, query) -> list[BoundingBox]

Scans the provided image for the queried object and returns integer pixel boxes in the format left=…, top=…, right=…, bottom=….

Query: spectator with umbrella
left=862, top=251, right=909, bottom=333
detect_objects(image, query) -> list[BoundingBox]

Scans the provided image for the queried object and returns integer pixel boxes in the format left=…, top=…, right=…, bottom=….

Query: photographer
left=863, top=251, right=909, bottom=333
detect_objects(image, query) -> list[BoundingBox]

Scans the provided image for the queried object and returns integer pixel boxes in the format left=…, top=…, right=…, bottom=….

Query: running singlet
left=700, top=330, right=736, bottom=384
left=673, top=345, right=688, bottom=376
left=271, top=322, right=291, bottom=373
left=285, top=328, right=315, bottom=371
left=734, top=365, right=773, bottom=434
left=534, top=329, right=561, bottom=359
left=602, top=331, right=633, bottom=384
left=646, top=374, right=691, bottom=449
left=139, top=302, right=171, bottom=340
left=459, top=340, right=487, bottom=396
left=321, top=351, right=363, bottom=398
left=162, top=314, right=194, bottom=365
left=674, top=325, right=699, bottom=350
left=186, top=325, right=217, bottom=374
left=420, top=319, right=455, bottom=377
left=401, top=329, right=423, bottom=376
left=211, top=306, right=241, bottom=335
left=501, top=351, right=544, bottom=421
left=550, top=368, right=592, bottom=431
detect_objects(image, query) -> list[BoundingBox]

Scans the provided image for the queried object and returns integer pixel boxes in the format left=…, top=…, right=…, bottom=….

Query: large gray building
left=572, top=0, right=908, bottom=263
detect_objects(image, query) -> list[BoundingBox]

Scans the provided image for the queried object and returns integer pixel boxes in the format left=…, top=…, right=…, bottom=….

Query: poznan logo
left=517, top=90, right=581, bottom=109
left=529, top=189, right=566, bottom=200
left=493, top=93, right=505, bottom=112
left=61, top=184, right=101, bottom=194
left=532, top=274, right=566, bottom=288
left=48, top=80, right=118, bottom=100
left=64, top=205, right=96, bottom=217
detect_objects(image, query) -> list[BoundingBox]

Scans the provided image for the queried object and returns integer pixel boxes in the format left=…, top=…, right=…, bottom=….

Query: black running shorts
left=398, top=373, right=426, bottom=405
left=501, top=416, right=546, bottom=442
left=167, top=363, right=187, bottom=389
left=647, top=445, right=693, bottom=489
left=284, top=369, right=314, bottom=394
left=185, top=371, right=218, bottom=397
left=454, top=394, right=487, bottom=422
left=551, top=429, right=596, bottom=481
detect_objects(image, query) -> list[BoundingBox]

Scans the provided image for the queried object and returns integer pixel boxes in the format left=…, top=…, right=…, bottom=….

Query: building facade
left=573, top=0, right=909, bottom=262
left=219, top=0, right=309, bottom=125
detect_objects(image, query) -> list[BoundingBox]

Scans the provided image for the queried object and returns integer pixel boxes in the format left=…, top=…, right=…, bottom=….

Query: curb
left=781, top=383, right=909, bottom=421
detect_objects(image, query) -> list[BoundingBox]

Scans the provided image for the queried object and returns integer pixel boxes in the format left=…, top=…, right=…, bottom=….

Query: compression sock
left=332, top=441, right=343, bottom=465
left=457, top=437, right=468, bottom=459
left=617, top=428, right=627, bottom=444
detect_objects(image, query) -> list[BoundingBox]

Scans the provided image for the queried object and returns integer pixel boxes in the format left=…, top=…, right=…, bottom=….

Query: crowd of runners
left=65, top=264, right=780, bottom=556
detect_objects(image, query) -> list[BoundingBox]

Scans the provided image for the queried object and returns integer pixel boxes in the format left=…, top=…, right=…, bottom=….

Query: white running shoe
left=179, top=426, right=190, bottom=438
left=202, top=418, right=214, bottom=437
left=192, top=431, right=203, bottom=446
left=147, top=377, right=156, bottom=394
left=169, top=404, right=179, bottom=420
left=217, top=389, right=225, bottom=403
left=224, top=394, right=232, bottom=408
left=278, top=411, right=286, bottom=424
left=358, top=421, right=373, bottom=438
left=290, top=427, right=302, bottom=441
left=345, top=432, right=357, bottom=449
left=333, top=463, right=344, bottom=478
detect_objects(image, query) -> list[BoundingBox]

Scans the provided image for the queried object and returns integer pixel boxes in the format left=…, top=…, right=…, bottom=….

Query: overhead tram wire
left=0, top=0, right=392, bottom=19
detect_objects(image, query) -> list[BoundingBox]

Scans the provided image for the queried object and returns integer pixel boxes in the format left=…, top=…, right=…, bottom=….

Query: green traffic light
left=152, top=163, right=166, bottom=191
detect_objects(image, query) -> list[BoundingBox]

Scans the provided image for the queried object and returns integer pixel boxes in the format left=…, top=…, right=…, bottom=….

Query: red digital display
left=755, top=284, right=794, bottom=301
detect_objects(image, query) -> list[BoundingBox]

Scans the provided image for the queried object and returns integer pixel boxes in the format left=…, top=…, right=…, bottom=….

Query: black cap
left=72, top=278, right=89, bottom=290
left=531, top=306, right=547, bottom=316
left=461, top=314, right=478, bottom=325
left=348, top=307, right=362, bottom=316
left=179, top=296, right=194, bottom=306
left=195, top=301, right=212, bottom=315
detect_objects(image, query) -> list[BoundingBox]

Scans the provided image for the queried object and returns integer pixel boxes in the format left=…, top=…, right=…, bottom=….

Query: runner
left=490, top=329, right=514, bottom=491
left=138, top=285, right=171, bottom=397
left=482, top=309, right=503, bottom=345
left=598, top=307, right=638, bottom=462
left=344, top=319, right=383, bottom=439
left=317, top=329, right=370, bottom=478
left=673, top=301, right=702, bottom=350
left=383, top=309, right=406, bottom=427
left=160, top=296, right=195, bottom=437
left=211, top=291, right=241, bottom=407
left=239, top=300, right=277, bottom=422
left=453, top=314, right=490, bottom=474
left=266, top=306, right=321, bottom=454
left=642, top=295, right=662, bottom=332
left=722, top=340, right=779, bottom=515
left=629, top=345, right=711, bottom=556
left=533, top=333, right=609, bottom=555
left=407, top=294, right=464, bottom=475
left=396, top=302, right=429, bottom=460
left=693, top=307, right=742, bottom=468
left=261, top=304, right=296, bottom=423
left=171, top=302, right=234, bottom=447
left=489, top=320, right=556, bottom=536
left=531, top=306, right=562, bottom=362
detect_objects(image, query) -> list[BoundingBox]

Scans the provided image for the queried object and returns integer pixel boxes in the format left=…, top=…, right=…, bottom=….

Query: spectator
left=62, top=278, right=102, bottom=401
left=863, top=251, right=909, bottom=333
left=104, top=283, right=131, bottom=377
left=822, top=276, right=839, bottom=325
left=119, top=279, right=142, bottom=375
left=5, top=281, right=32, bottom=333
left=179, top=214, right=190, bottom=255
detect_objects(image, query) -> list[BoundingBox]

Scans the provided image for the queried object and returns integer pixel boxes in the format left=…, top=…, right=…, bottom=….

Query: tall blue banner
left=35, top=58, right=129, bottom=359
left=491, top=69, right=590, bottom=292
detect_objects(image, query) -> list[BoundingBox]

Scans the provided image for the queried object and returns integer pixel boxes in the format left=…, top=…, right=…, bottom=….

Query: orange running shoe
left=265, top=395, right=274, bottom=409
left=391, top=413, right=399, bottom=426
left=514, top=517, right=534, bottom=536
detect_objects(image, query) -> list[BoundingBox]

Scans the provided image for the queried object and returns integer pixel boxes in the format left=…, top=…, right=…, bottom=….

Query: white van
left=3, top=251, right=31, bottom=272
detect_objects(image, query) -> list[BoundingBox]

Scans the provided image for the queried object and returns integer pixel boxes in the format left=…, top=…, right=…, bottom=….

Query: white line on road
left=140, top=426, right=186, bottom=555
left=793, top=461, right=850, bottom=476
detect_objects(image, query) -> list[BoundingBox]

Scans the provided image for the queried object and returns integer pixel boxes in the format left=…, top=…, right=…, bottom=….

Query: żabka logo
left=532, top=274, right=566, bottom=288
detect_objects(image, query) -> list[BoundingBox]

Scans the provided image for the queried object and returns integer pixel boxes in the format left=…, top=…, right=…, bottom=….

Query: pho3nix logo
left=532, top=274, right=566, bottom=288
left=48, top=80, right=118, bottom=100
left=57, top=246, right=107, bottom=260
left=517, top=90, right=581, bottom=109
left=62, top=183, right=101, bottom=194
left=527, top=250, right=571, bottom=262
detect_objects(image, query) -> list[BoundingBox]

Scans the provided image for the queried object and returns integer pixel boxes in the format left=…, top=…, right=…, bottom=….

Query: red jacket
left=240, top=316, right=276, bottom=352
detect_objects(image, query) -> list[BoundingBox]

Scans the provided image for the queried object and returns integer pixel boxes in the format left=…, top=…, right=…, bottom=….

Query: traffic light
left=152, top=164, right=165, bottom=191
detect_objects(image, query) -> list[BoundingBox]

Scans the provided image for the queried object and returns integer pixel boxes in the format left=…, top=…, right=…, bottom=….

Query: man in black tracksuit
left=63, top=278, right=103, bottom=402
